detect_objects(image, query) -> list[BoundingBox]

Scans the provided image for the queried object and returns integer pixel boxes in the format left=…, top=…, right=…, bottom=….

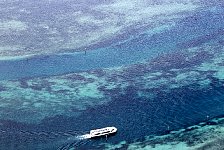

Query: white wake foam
left=76, top=134, right=91, bottom=140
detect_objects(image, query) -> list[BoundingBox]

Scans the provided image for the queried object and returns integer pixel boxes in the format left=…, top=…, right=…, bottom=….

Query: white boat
left=90, top=127, right=117, bottom=138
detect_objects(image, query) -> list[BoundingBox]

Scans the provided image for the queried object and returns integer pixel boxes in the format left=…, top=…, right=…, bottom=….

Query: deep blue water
left=2, top=75, right=224, bottom=149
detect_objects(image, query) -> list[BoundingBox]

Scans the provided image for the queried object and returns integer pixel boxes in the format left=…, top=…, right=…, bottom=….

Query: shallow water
left=1, top=6, right=224, bottom=81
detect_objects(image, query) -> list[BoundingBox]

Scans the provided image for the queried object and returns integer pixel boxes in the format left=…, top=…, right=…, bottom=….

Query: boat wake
left=57, top=134, right=91, bottom=150
left=76, top=134, right=92, bottom=140
left=0, top=129, right=91, bottom=150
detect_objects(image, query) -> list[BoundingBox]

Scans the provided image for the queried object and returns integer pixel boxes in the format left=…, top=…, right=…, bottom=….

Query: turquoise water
left=0, top=2, right=224, bottom=150
left=1, top=7, right=224, bottom=81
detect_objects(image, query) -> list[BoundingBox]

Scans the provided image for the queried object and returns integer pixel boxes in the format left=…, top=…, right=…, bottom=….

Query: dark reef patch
left=218, top=39, right=224, bottom=45
left=87, top=69, right=106, bottom=78
left=149, top=52, right=190, bottom=71
left=0, top=85, right=6, bottom=91
left=19, top=79, right=29, bottom=88
left=66, top=74, right=87, bottom=81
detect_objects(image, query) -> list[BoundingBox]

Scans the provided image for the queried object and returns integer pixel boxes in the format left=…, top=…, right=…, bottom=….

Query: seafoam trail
left=76, top=134, right=92, bottom=140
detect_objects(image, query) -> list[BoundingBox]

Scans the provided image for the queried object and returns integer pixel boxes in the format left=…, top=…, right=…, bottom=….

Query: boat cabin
left=90, top=127, right=117, bottom=138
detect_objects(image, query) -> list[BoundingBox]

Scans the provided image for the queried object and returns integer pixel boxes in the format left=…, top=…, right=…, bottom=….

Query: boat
left=90, top=127, right=117, bottom=138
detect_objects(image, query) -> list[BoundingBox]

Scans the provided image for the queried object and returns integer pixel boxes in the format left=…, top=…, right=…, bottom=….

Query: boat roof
left=90, top=127, right=116, bottom=134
